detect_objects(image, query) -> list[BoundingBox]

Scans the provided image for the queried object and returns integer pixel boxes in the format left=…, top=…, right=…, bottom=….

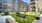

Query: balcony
left=0, top=7, right=2, bottom=9
left=31, top=1, right=35, bottom=3
left=31, top=6, right=35, bottom=8
left=31, top=4, right=35, bottom=6
left=30, top=0, right=35, bottom=1
left=0, top=10, right=2, bottom=13
left=31, top=6, right=36, bottom=12
left=31, top=3, right=35, bottom=6
left=30, top=0, right=35, bottom=3
left=0, top=4, right=2, bottom=7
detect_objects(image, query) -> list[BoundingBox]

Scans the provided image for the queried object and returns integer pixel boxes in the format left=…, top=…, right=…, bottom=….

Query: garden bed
left=10, top=14, right=37, bottom=23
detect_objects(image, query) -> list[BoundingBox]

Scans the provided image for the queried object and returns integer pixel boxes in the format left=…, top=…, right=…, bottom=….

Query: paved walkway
left=0, top=15, right=17, bottom=23
left=39, top=14, right=42, bottom=23
left=0, top=16, right=6, bottom=23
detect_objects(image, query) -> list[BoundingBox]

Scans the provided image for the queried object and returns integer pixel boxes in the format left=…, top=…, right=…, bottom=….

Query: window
left=37, top=4, right=39, bottom=5
left=37, top=2, right=39, bottom=5
left=19, top=4, right=21, bottom=5
left=0, top=10, right=2, bottom=13
left=19, top=6, right=20, bottom=7
left=0, top=3, right=2, bottom=6
left=0, top=7, right=2, bottom=9
left=23, top=7, right=24, bottom=8
left=0, top=4, right=2, bottom=6
left=38, top=6, right=40, bottom=12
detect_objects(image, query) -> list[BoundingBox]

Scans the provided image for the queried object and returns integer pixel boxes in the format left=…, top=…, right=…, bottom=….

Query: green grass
left=2, top=12, right=38, bottom=23
left=10, top=14, right=37, bottom=23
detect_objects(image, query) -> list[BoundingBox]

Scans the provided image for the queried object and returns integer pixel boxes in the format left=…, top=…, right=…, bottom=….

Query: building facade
left=18, top=0, right=28, bottom=12
left=0, top=0, right=12, bottom=12
left=6, top=0, right=12, bottom=12
left=12, top=0, right=18, bottom=12
left=0, top=0, right=7, bottom=13
left=12, top=0, right=28, bottom=12
left=30, top=0, right=42, bottom=12
left=28, top=3, right=31, bottom=12
left=0, top=2, right=3, bottom=13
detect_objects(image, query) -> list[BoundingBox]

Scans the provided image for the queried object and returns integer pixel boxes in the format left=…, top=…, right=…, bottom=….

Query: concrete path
left=39, top=14, right=42, bottom=23
left=0, top=16, right=6, bottom=23
left=0, top=15, right=17, bottom=23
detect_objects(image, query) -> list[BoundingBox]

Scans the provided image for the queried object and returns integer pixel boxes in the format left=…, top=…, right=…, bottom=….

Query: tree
left=3, top=3, right=9, bottom=12
left=41, top=8, right=42, bottom=13
left=31, top=6, right=35, bottom=12
left=17, top=7, right=21, bottom=12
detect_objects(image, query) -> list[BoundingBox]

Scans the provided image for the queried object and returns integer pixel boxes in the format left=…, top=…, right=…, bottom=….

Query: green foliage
left=10, top=14, right=37, bottom=23
left=17, top=8, right=21, bottom=12
left=3, top=3, right=9, bottom=10
left=3, top=12, right=38, bottom=23
left=31, top=6, right=35, bottom=12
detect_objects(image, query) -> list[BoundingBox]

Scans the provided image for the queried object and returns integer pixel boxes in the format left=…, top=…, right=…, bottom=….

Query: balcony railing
left=31, top=1, right=35, bottom=3
left=0, top=4, right=2, bottom=7
left=0, top=7, right=2, bottom=9
left=30, top=0, right=35, bottom=1
left=31, top=4, right=35, bottom=6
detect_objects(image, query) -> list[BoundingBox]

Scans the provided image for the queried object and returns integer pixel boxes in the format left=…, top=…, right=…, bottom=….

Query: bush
left=16, top=12, right=20, bottom=14
left=5, top=12, right=9, bottom=15
left=10, top=14, right=36, bottom=23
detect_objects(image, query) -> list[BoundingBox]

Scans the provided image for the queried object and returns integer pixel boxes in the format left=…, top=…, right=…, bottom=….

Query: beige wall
left=39, top=0, right=42, bottom=11
left=30, top=0, right=42, bottom=12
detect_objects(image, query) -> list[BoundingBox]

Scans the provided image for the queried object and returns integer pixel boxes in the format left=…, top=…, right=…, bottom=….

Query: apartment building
left=12, top=0, right=28, bottom=12
left=0, top=0, right=12, bottom=12
left=30, top=0, right=42, bottom=12
left=6, top=0, right=12, bottom=12
left=28, top=3, right=31, bottom=12
left=18, top=0, right=28, bottom=12
left=12, top=0, right=18, bottom=12
left=0, top=0, right=8, bottom=13
left=0, top=2, right=3, bottom=13
left=1, top=0, right=12, bottom=12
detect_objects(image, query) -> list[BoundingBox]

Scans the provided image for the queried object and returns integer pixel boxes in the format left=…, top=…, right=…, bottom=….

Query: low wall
left=6, top=17, right=18, bottom=23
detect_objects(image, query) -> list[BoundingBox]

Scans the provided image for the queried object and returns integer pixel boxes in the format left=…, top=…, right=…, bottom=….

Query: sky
left=22, top=0, right=30, bottom=3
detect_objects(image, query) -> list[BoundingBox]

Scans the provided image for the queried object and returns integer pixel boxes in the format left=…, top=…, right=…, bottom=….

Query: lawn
left=9, top=14, right=37, bottom=23
left=2, top=12, right=38, bottom=23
